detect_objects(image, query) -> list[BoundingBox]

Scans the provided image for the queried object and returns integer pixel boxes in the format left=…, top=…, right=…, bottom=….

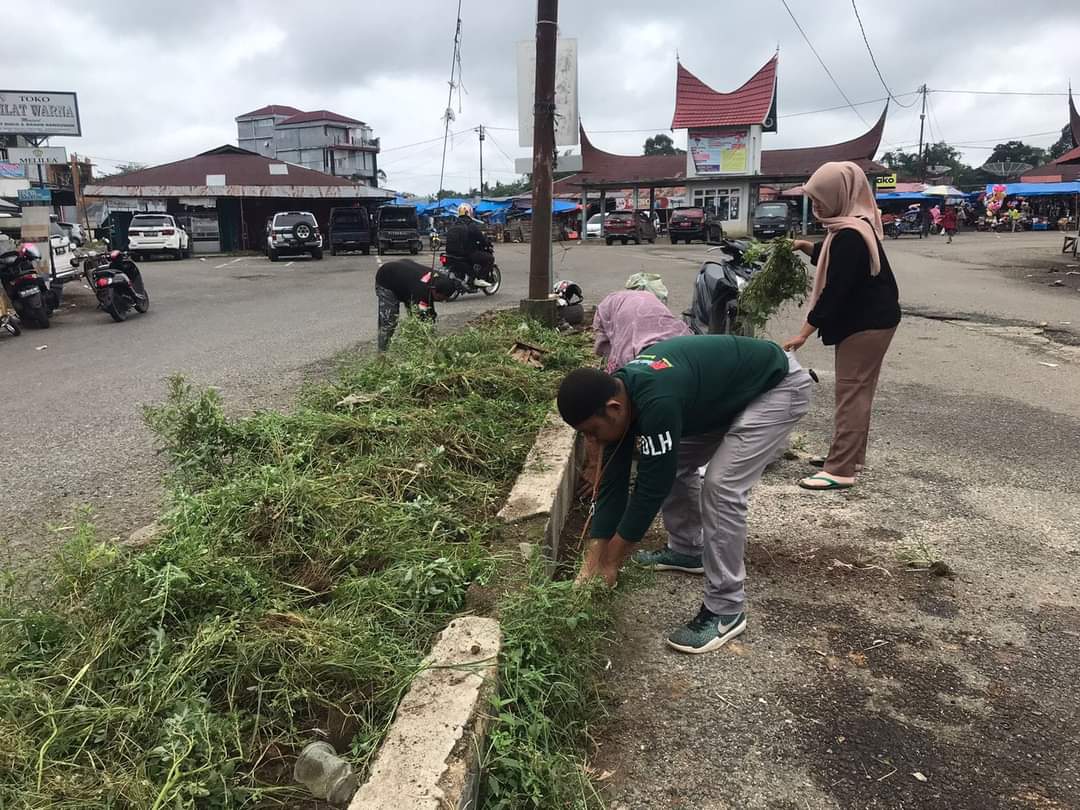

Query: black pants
left=468, top=249, right=494, bottom=279
left=376, top=284, right=400, bottom=352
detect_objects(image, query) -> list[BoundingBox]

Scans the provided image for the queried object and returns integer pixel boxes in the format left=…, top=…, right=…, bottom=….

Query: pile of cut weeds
left=0, top=315, right=591, bottom=809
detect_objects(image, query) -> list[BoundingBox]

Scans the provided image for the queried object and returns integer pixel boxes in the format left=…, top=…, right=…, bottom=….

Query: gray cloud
left=8, top=0, right=1079, bottom=194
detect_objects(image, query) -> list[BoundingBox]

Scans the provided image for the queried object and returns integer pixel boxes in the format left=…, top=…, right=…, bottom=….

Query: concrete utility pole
left=917, top=84, right=928, bottom=181
left=521, top=0, right=558, bottom=325
left=71, top=152, right=89, bottom=233
left=478, top=124, right=484, bottom=195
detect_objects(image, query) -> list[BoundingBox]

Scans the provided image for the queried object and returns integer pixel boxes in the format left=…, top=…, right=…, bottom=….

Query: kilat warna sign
left=0, top=90, right=81, bottom=137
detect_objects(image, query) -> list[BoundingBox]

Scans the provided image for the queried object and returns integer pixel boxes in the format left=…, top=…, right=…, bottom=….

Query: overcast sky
left=9, top=0, right=1080, bottom=193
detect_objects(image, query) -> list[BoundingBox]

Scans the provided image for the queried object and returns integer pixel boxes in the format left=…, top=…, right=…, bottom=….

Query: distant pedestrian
left=942, top=206, right=958, bottom=244
left=782, top=161, right=901, bottom=491
left=374, top=259, right=457, bottom=351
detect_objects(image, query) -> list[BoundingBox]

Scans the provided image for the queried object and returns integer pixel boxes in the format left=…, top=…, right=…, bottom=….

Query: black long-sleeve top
left=807, top=229, right=901, bottom=346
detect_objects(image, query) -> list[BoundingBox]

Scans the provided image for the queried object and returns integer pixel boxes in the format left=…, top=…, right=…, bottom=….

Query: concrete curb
left=349, top=617, right=502, bottom=810
left=496, top=408, right=580, bottom=566
left=345, top=410, right=579, bottom=809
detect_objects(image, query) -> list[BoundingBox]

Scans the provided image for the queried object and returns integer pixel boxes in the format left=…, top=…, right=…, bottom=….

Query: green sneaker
left=632, top=547, right=704, bottom=574
left=665, top=606, right=746, bottom=654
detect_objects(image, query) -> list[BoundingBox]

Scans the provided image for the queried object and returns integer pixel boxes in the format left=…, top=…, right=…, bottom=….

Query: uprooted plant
left=0, top=314, right=597, bottom=809
left=737, top=237, right=811, bottom=333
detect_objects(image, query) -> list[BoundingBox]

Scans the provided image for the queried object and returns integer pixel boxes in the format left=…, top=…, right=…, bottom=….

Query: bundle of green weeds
left=736, top=238, right=810, bottom=333
left=0, top=314, right=590, bottom=809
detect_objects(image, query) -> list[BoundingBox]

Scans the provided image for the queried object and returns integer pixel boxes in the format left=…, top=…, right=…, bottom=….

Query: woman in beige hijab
left=783, top=161, right=901, bottom=490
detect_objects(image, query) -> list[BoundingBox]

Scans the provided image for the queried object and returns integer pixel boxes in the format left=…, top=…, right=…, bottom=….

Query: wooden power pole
left=521, top=0, right=558, bottom=324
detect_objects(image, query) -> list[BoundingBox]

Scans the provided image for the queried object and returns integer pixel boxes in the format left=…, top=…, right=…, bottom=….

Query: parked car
left=266, top=211, right=324, bottom=261
left=603, top=210, right=657, bottom=245
left=375, top=205, right=422, bottom=254
left=586, top=213, right=604, bottom=239
left=751, top=201, right=793, bottom=240
left=58, top=222, right=85, bottom=246
left=328, top=207, right=372, bottom=255
left=50, top=215, right=86, bottom=247
left=127, top=214, right=192, bottom=260
left=668, top=207, right=707, bottom=244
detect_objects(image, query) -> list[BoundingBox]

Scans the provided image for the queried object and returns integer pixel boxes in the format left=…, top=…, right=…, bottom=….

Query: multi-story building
left=235, top=105, right=381, bottom=186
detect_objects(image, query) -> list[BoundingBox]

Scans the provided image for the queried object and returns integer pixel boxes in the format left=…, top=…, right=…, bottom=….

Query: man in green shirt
left=557, top=335, right=811, bottom=654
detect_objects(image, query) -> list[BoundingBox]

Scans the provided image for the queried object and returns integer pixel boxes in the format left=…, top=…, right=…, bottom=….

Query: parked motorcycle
left=883, top=215, right=924, bottom=239
left=684, top=239, right=760, bottom=336
left=438, top=244, right=502, bottom=299
left=0, top=243, right=59, bottom=329
left=75, top=249, right=150, bottom=322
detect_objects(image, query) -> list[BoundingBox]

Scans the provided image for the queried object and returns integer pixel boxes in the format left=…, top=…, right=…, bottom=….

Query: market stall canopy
left=984, top=182, right=1080, bottom=196
left=923, top=185, right=966, bottom=197
left=876, top=191, right=933, bottom=201
left=517, top=200, right=580, bottom=215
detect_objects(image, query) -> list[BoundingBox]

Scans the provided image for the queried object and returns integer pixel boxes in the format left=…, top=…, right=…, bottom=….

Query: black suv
left=328, top=207, right=372, bottom=255
left=375, top=205, right=421, bottom=255
left=267, top=211, right=323, bottom=261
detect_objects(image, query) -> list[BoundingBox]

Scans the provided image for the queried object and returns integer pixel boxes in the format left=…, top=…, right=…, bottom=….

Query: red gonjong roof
left=671, top=56, right=778, bottom=130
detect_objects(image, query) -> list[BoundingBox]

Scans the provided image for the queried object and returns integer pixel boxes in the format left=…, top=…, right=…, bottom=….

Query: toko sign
left=0, top=90, right=81, bottom=136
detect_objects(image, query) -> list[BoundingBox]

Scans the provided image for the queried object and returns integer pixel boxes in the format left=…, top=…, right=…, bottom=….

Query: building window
left=692, top=187, right=741, bottom=221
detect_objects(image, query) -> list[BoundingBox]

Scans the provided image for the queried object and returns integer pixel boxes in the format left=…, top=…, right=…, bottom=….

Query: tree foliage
left=1047, top=124, right=1075, bottom=160
left=643, top=133, right=683, bottom=156
left=985, top=140, right=1047, bottom=167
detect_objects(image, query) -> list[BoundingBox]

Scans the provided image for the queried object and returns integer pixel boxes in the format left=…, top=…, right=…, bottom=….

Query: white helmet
left=457, top=203, right=473, bottom=217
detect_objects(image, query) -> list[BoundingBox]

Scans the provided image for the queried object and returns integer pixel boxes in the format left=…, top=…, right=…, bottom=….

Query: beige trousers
left=826, top=327, right=897, bottom=477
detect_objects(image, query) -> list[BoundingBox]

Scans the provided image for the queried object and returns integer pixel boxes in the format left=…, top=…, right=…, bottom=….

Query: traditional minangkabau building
left=555, top=53, right=888, bottom=236
left=1022, top=89, right=1080, bottom=183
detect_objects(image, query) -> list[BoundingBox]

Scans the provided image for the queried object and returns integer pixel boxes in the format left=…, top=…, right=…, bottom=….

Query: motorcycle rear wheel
left=19, top=296, right=49, bottom=329
left=134, top=288, right=150, bottom=314
left=100, top=289, right=128, bottom=322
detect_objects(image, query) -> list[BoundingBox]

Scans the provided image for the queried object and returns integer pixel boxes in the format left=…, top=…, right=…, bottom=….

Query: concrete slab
left=496, top=409, right=579, bottom=561
left=349, top=616, right=501, bottom=810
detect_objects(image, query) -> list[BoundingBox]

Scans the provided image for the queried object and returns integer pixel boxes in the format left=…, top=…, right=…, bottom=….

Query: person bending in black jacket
left=782, top=161, right=901, bottom=491
left=375, top=260, right=457, bottom=351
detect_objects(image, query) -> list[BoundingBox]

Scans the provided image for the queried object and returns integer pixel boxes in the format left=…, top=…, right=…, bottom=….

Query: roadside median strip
left=0, top=314, right=613, bottom=809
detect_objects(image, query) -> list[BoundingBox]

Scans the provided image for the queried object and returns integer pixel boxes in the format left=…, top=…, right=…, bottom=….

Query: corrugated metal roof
left=90, top=145, right=359, bottom=190
left=672, top=56, right=778, bottom=130
left=236, top=104, right=303, bottom=119
left=278, top=110, right=364, bottom=127
left=760, top=105, right=888, bottom=178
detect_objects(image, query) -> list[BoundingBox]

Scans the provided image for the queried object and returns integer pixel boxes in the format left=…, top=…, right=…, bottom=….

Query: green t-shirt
left=592, top=335, right=789, bottom=541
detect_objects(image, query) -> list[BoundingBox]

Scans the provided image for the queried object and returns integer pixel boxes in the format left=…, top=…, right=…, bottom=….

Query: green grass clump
left=0, top=314, right=591, bottom=809
left=482, top=566, right=615, bottom=810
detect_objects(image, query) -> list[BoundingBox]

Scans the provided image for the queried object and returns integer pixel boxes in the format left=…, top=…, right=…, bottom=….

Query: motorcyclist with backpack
left=444, top=203, right=493, bottom=288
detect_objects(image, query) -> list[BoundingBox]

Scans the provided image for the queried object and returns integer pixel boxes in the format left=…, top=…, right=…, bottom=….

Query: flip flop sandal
left=799, top=473, right=854, bottom=491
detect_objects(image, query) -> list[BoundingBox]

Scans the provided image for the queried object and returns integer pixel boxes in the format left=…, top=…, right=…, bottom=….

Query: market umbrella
left=923, top=185, right=965, bottom=197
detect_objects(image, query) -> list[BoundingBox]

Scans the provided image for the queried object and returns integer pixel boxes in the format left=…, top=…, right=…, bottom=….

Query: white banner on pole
left=517, top=38, right=579, bottom=148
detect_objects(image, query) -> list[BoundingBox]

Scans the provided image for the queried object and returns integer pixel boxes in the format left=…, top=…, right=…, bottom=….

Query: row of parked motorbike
left=0, top=243, right=150, bottom=338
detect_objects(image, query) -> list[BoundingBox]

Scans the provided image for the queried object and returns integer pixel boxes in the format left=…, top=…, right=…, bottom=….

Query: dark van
left=752, top=201, right=793, bottom=240
left=329, top=207, right=372, bottom=255
left=375, top=205, right=422, bottom=255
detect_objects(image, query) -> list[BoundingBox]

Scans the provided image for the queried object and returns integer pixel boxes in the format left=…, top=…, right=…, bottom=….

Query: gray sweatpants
left=662, top=357, right=812, bottom=615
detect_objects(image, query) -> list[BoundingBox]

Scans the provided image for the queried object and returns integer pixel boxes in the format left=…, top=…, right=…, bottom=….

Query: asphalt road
left=1, top=232, right=1077, bottom=562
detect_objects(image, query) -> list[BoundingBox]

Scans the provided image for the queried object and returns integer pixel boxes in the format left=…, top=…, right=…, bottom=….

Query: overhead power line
left=850, top=0, right=918, bottom=108
left=931, top=88, right=1070, bottom=97
left=778, top=0, right=870, bottom=127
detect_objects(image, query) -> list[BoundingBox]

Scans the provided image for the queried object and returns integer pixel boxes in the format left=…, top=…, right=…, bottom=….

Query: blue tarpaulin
left=876, top=191, right=933, bottom=201
left=984, top=182, right=1080, bottom=197
left=518, top=199, right=580, bottom=215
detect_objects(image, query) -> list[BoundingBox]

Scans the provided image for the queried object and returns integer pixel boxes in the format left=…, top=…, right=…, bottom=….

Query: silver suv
left=267, top=211, right=324, bottom=261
